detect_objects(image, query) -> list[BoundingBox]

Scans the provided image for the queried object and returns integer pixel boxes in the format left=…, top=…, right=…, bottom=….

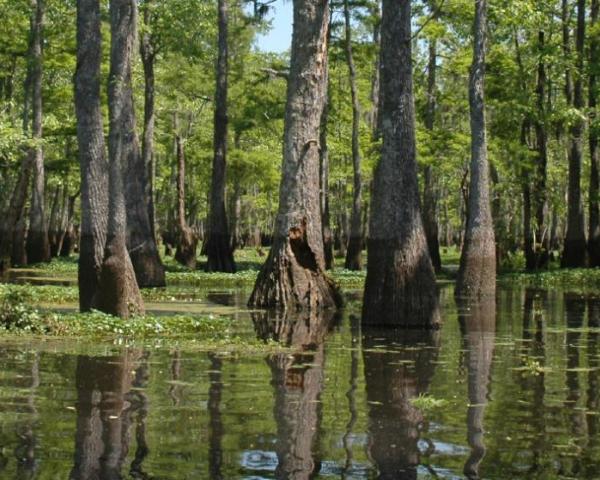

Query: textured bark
left=362, top=0, right=439, bottom=328
left=562, top=0, right=587, bottom=267
left=343, top=0, right=363, bottom=271
left=60, top=193, right=78, bottom=257
left=48, top=184, right=63, bottom=257
left=590, top=0, right=600, bottom=266
left=457, top=299, right=495, bottom=479
left=96, top=0, right=145, bottom=318
left=25, top=0, right=50, bottom=265
left=69, top=354, right=135, bottom=480
left=249, top=0, right=340, bottom=311
left=123, top=0, right=165, bottom=288
left=363, top=328, right=440, bottom=479
left=76, top=0, right=109, bottom=312
left=174, top=135, right=197, bottom=268
left=254, top=310, right=333, bottom=480
left=423, top=38, right=442, bottom=273
left=206, top=0, right=236, bottom=273
left=456, top=0, right=496, bottom=299
left=369, top=3, right=381, bottom=137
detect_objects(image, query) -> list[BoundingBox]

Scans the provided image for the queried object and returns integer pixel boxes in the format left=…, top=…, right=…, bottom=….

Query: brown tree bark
left=249, top=0, right=340, bottom=310
left=124, top=0, right=165, bottom=288
left=174, top=134, right=197, bottom=268
left=96, top=0, right=145, bottom=318
left=343, top=0, right=363, bottom=271
left=319, top=56, right=334, bottom=270
left=562, top=0, right=587, bottom=267
left=456, top=0, right=496, bottom=299
left=362, top=0, right=439, bottom=327
left=75, top=0, right=109, bottom=312
left=423, top=37, right=442, bottom=273
left=206, top=0, right=236, bottom=273
left=589, top=0, right=600, bottom=266
left=25, top=0, right=50, bottom=265
left=47, top=184, right=62, bottom=257
left=368, top=2, right=381, bottom=138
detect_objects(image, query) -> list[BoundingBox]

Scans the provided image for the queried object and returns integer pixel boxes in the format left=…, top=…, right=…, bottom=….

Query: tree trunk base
left=562, top=238, right=587, bottom=268
left=362, top=239, right=440, bottom=328
left=95, top=236, right=144, bottom=318
left=344, top=236, right=362, bottom=271
left=249, top=234, right=342, bottom=311
left=425, top=232, right=442, bottom=274
left=205, top=233, right=236, bottom=273
left=175, top=228, right=198, bottom=269
left=589, top=235, right=600, bottom=268
left=323, top=228, right=334, bottom=270
left=456, top=228, right=496, bottom=299
left=129, top=243, right=166, bottom=288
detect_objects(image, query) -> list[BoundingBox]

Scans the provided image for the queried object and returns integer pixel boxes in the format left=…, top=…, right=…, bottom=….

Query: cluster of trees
left=2, top=0, right=600, bottom=324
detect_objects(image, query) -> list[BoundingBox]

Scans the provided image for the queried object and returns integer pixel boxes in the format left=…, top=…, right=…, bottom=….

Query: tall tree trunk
left=562, top=0, right=587, bottom=267
left=320, top=50, right=334, bottom=271
left=343, top=0, right=363, bottom=271
left=533, top=30, right=550, bottom=269
left=206, top=0, right=236, bottom=273
left=47, top=184, right=61, bottom=257
left=423, top=37, right=442, bottom=273
left=362, top=0, right=439, bottom=327
left=76, top=0, right=109, bottom=312
left=249, top=0, right=340, bottom=310
left=589, top=0, right=600, bottom=266
left=124, top=1, right=165, bottom=288
left=96, top=0, right=145, bottom=318
left=174, top=133, right=197, bottom=268
left=369, top=2, right=381, bottom=137
left=25, top=0, right=49, bottom=265
left=140, top=0, right=157, bottom=244
left=456, top=0, right=496, bottom=299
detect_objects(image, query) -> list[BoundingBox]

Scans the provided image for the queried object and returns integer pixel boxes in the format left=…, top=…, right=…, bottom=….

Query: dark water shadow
left=362, top=327, right=441, bottom=479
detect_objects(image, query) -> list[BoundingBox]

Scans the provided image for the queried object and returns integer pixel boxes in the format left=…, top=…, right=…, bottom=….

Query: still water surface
left=0, top=285, right=599, bottom=479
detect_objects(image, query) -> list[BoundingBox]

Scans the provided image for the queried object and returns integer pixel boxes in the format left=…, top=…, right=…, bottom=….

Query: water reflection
left=69, top=352, right=143, bottom=480
left=253, top=310, right=336, bottom=479
left=458, top=299, right=496, bottom=480
left=362, top=328, right=440, bottom=479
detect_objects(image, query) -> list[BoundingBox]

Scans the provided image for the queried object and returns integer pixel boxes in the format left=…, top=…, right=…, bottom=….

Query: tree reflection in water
left=458, top=298, right=496, bottom=480
left=362, top=328, right=440, bottom=480
left=253, top=309, right=337, bottom=480
left=69, top=351, right=149, bottom=480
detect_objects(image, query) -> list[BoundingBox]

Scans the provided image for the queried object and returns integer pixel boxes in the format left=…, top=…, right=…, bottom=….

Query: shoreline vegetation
left=2, top=248, right=599, bottom=341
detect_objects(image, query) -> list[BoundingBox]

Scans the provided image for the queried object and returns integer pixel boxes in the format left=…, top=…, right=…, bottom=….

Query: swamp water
left=0, top=284, right=599, bottom=479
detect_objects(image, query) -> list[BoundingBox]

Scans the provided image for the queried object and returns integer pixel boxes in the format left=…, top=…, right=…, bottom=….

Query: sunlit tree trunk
left=174, top=132, right=197, bottom=268
left=206, top=0, right=236, bottom=273
left=456, top=0, right=496, bottom=299
left=75, top=0, right=109, bottom=312
left=362, top=0, right=439, bottom=327
left=562, top=0, right=587, bottom=267
left=343, top=0, right=363, bottom=271
left=25, top=0, right=50, bottom=265
left=96, top=0, right=144, bottom=318
left=249, top=0, right=340, bottom=310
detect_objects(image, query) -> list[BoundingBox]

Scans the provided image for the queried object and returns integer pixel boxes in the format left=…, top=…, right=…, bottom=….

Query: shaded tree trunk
left=589, top=0, right=600, bottom=266
left=96, top=0, right=145, bottom=318
left=124, top=0, right=165, bottom=288
left=12, top=208, right=28, bottom=266
left=343, top=0, right=363, bottom=271
left=75, top=0, right=109, bottom=312
left=423, top=37, right=442, bottom=273
left=60, top=192, right=78, bottom=257
left=206, top=0, right=236, bottom=273
left=249, top=0, right=340, bottom=310
left=369, top=2, right=381, bottom=137
left=25, top=0, right=50, bottom=265
left=320, top=57, right=334, bottom=270
left=562, top=0, right=587, bottom=267
left=456, top=0, right=496, bottom=299
left=47, top=184, right=61, bottom=257
left=174, top=134, right=197, bottom=268
left=362, top=0, right=439, bottom=327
